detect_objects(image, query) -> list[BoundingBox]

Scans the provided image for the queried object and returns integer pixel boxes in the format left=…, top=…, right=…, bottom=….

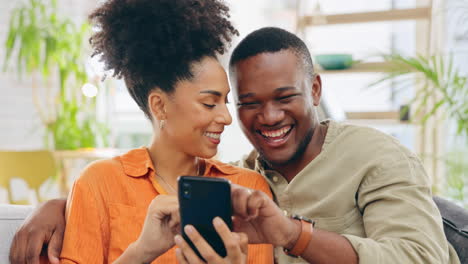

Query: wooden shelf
left=345, top=119, right=411, bottom=126
left=345, top=111, right=411, bottom=126
left=299, top=7, right=431, bottom=27
left=346, top=111, right=400, bottom=120
left=316, top=62, right=394, bottom=74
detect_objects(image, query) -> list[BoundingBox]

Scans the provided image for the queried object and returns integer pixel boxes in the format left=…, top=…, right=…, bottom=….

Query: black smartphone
left=178, top=176, right=233, bottom=259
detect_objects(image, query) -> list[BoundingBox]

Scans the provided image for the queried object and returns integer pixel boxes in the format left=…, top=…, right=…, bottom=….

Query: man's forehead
left=234, top=52, right=303, bottom=84
left=236, top=49, right=299, bottom=69
left=233, top=54, right=297, bottom=86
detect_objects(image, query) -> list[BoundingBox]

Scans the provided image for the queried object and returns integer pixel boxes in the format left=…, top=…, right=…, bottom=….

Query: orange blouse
left=60, top=148, right=273, bottom=263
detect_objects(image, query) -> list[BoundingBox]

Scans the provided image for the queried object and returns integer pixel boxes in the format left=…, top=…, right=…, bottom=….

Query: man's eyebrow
left=238, top=87, right=298, bottom=100
left=238, top=92, right=255, bottom=100
left=275, top=86, right=297, bottom=92
left=200, top=90, right=222, bottom=97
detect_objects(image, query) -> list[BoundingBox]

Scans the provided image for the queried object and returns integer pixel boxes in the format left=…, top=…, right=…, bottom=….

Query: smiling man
left=9, top=27, right=460, bottom=264
left=231, top=47, right=324, bottom=183
left=225, top=27, right=460, bottom=264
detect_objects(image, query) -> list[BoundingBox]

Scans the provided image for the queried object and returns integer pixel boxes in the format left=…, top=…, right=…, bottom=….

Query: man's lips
left=255, top=125, right=293, bottom=147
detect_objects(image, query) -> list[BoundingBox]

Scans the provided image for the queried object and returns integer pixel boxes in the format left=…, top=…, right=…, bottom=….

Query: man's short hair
left=229, top=27, right=314, bottom=77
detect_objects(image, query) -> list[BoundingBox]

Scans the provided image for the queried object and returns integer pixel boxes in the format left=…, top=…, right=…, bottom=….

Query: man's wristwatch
left=283, top=214, right=315, bottom=258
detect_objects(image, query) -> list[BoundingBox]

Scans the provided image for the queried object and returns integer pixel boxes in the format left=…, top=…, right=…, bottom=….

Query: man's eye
left=279, top=94, right=296, bottom=100
left=278, top=94, right=298, bottom=102
left=237, top=102, right=259, bottom=106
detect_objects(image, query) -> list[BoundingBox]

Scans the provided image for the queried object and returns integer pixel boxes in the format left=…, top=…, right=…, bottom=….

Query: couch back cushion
left=433, top=196, right=468, bottom=264
left=0, top=205, right=34, bottom=264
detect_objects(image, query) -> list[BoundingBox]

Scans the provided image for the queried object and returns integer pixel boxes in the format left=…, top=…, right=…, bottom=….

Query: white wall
left=0, top=0, right=44, bottom=150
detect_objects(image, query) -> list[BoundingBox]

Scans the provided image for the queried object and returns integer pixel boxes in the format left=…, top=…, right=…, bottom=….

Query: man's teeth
left=205, top=132, right=221, bottom=140
left=261, top=126, right=291, bottom=138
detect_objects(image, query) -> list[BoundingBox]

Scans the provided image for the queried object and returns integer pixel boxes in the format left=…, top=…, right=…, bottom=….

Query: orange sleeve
left=60, top=169, right=106, bottom=264
left=244, top=172, right=275, bottom=264
left=251, top=172, right=273, bottom=199
left=247, top=243, right=274, bottom=264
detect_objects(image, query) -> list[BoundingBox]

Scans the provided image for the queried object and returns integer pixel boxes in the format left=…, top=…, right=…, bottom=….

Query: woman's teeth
left=205, top=132, right=221, bottom=139
left=260, top=126, right=291, bottom=138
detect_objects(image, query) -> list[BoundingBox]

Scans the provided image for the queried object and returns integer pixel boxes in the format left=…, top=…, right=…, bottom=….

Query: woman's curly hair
left=89, top=0, right=238, bottom=119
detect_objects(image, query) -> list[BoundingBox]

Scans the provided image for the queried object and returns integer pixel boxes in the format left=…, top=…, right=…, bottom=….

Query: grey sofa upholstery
left=0, top=199, right=467, bottom=264
left=434, top=196, right=468, bottom=264
left=0, top=205, right=34, bottom=264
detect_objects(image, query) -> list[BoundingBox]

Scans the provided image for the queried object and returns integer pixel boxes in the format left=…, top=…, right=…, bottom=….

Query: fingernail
left=174, top=235, right=182, bottom=244
left=185, top=225, right=194, bottom=234
left=213, top=217, right=222, bottom=226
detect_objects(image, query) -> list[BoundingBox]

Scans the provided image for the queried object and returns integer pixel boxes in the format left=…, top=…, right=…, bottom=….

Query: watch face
left=291, top=214, right=314, bottom=225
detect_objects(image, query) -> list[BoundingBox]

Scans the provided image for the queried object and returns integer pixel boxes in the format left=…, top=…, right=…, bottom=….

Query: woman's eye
left=203, top=103, right=216, bottom=108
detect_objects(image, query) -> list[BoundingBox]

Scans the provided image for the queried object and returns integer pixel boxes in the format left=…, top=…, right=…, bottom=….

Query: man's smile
left=256, top=125, right=294, bottom=147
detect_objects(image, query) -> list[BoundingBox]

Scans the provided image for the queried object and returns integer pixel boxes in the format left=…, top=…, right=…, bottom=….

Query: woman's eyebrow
left=200, top=90, right=222, bottom=97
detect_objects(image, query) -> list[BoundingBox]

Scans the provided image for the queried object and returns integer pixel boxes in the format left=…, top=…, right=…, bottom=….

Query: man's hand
left=230, top=184, right=300, bottom=248
left=9, top=198, right=67, bottom=264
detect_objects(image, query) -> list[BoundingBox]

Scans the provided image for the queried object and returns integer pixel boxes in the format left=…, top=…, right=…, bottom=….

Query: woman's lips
left=204, top=131, right=222, bottom=145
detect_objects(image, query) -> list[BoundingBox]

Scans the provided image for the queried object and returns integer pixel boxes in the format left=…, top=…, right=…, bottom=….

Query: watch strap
left=284, top=214, right=314, bottom=258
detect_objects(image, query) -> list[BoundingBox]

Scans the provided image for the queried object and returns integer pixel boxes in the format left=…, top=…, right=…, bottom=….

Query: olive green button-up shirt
left=234, top=120, right=460, bottom=264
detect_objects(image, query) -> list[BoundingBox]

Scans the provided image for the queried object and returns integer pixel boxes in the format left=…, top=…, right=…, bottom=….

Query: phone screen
left=178, top=176, right=232, bottom=260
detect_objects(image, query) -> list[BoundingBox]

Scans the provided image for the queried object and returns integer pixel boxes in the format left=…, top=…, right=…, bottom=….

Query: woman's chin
left=197, top=148, right=218, bottom=159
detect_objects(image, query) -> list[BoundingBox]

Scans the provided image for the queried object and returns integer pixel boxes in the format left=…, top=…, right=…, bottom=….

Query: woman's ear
left=148, top=90, right=167, bottom=121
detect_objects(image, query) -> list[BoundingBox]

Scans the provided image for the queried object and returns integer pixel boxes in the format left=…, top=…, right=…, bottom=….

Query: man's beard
left=259, top=127, right=314, bottom=169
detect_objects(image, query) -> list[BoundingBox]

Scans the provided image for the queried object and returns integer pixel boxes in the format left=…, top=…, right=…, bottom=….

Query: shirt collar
left=204, top=159, right=238, bottom=176
left=120, top=147, right=237, bottom=178
left=238, top=149, right=269, bottom=176
left=120, top=147, right=155, bottom=177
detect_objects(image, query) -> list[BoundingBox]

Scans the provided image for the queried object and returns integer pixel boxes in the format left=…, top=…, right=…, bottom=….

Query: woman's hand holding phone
left=175, top=217, right=248, bottom=264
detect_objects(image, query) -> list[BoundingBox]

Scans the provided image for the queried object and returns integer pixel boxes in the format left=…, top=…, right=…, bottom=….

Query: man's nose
left=258, top=102, right=284, bottom=126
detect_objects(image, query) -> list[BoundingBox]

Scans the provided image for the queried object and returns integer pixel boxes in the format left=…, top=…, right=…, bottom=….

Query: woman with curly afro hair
left=57, top=0, right=274, bottom=263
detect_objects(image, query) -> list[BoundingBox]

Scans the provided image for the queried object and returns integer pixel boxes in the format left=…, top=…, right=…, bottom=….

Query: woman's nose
left=216, top=103, right=232, bottom=125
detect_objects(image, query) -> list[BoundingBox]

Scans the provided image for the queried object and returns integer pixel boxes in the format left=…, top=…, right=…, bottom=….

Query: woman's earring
left=159, top=108, right=167, bottom=129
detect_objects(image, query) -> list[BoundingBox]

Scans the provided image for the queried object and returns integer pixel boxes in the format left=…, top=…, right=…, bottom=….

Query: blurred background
left=0, top=0, right=467, bottom=207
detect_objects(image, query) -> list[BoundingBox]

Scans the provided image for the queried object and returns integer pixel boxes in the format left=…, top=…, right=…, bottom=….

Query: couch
left=0, top=205, right=34, bottom=264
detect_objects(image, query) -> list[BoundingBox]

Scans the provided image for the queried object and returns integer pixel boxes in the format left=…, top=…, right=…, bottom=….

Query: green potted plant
left=3, top=0, right=109, bottom=150
left=373, top=53, right=468, bottom=207
left=376, top=54, right=468, bottom=135
left=372, top=0, right=468, bottom=207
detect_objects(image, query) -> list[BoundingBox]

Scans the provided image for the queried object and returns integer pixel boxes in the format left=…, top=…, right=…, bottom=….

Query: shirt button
left=272, top=176, right=279, bottom=182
